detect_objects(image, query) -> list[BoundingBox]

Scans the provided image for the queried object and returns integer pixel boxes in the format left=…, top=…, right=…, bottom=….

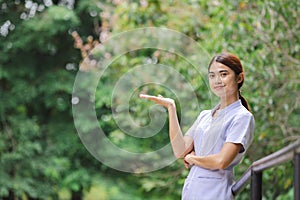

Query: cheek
left=209, top=79, right=216, bottom=90
left=223, top=76, right=237, bottom=86
left=227, top=81, right=239, bottom=93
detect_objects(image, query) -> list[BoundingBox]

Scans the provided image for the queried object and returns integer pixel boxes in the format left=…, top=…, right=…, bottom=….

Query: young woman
left=140, top=52, right=255, bottom=200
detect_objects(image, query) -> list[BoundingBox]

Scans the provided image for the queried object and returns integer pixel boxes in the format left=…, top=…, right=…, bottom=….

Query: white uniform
left=182, top=100, right=255, bottom=200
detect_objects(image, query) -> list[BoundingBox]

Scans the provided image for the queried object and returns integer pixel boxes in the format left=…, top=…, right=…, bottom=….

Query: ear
left=237, top=72, right=244, bottom=83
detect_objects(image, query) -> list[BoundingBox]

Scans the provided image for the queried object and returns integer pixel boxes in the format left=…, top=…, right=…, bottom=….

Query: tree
left=0, top=0, right=95, bottom=199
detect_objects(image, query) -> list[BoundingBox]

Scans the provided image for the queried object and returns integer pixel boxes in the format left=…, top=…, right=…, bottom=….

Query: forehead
left=208, top=61, right=234, bottom=73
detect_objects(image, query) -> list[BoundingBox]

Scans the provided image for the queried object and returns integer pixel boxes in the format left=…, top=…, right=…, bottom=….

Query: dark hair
left=208, top=52, right=251, bottom=112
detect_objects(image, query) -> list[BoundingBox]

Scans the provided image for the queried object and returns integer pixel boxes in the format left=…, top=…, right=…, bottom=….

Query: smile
left=214, top=85, right=225, bottom=89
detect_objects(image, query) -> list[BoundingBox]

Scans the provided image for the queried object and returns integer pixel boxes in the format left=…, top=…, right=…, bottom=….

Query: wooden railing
left=232, top=139, right=300, bottom=200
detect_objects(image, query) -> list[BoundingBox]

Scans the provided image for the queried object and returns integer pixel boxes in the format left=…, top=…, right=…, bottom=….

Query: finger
left=184, top=163, right=189, bottom=169
left=158, top=94, right=164, bottom=98
left=140, top=94, right=162, bottom=102
left=139, top=94, right=147, bottom=98
left=185, top=160, right=191, bottom=169
left=184, top=160, right=189, bottom=169
left=139, top=94, right=154, bottom=99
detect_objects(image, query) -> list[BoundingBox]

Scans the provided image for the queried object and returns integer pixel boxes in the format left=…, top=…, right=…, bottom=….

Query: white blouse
left=182, top=100, right=255, bottom=200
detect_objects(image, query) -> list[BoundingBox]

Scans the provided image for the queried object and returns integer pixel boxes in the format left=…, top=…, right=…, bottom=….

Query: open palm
left=139, top=94, right=175, bottom=109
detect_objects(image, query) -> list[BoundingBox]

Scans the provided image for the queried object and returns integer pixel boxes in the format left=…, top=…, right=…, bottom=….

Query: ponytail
left=238, top=90, right=251, bottom=112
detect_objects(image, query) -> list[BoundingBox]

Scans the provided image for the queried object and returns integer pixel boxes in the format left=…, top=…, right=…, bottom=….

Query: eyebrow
left=208, top=69, right=229, bottom=74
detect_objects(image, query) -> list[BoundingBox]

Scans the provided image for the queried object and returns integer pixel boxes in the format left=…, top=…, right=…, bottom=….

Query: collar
left=211, top=100, right=242, bottom=117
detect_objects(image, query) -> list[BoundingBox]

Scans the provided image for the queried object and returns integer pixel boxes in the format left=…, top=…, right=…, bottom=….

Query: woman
left=140, top=52, right=255, bottom=200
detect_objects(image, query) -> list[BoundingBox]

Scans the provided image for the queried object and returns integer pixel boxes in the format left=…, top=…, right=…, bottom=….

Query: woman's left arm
left=184, top=142, right=242, bottom=170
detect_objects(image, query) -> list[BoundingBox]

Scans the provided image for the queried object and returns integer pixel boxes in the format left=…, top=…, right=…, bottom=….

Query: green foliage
left=1, top=1, right=90, bottom=199
left=1, top=0, right=299, bottom=199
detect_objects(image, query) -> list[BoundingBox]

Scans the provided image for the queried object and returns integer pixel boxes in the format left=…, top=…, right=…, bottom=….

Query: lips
left=214, top=85, right=225, bottom=90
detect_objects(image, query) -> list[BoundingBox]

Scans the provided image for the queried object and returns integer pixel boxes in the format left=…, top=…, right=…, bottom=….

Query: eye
left=220, top=72, right=228, bottom=77
left=209, top=74, right=215, bottom=79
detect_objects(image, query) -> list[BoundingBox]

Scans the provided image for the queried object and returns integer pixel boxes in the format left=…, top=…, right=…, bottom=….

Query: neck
left=219, top=94, right=239, bottom=109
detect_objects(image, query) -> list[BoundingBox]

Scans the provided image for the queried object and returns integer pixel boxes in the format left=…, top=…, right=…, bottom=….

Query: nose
left=214, top=75, right=222, bottom=85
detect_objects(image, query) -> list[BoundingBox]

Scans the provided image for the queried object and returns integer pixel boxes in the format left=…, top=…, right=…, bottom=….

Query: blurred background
left=0, top=0, right=299, bottom=199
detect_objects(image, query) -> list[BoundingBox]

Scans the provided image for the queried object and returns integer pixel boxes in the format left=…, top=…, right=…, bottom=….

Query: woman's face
left=208, top=61, right=242, bottom=98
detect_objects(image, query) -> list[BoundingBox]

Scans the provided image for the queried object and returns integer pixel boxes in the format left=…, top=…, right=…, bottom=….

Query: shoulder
left=199, top=109, right=212, bottom=120
left=225, top=100, right=253, bottom=121
left=227, top=106, right=255, bottom=134
left=234, top=106, right=254, bottom=122
left=191, top=109, right=211, bottom=125
left=200, top=109, right=211, bottom=116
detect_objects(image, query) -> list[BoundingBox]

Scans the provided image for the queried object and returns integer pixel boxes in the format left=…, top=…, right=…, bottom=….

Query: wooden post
left=294, top=152, right=300, bottom=200
left=251, top=170, right=262, bottom=200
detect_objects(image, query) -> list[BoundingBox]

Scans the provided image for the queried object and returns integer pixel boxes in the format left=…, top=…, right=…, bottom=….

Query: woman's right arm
left=140, top=94, right=194, bottom=158
left=167, top=102, right=194, bottom=158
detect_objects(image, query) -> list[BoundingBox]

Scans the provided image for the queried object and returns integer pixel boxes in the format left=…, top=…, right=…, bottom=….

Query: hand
left=139, top=94, right=175, bottom=109
left=184, top=151, right=195, bottom=169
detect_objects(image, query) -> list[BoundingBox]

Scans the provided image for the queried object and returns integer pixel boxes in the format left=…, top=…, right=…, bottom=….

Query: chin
left=212, top=90, right=226, bottom=97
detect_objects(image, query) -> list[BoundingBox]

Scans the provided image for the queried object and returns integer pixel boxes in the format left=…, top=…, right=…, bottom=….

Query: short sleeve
left=226, top=113, right=255, bottom=153
left=185, top=110, right=209, bottom=139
